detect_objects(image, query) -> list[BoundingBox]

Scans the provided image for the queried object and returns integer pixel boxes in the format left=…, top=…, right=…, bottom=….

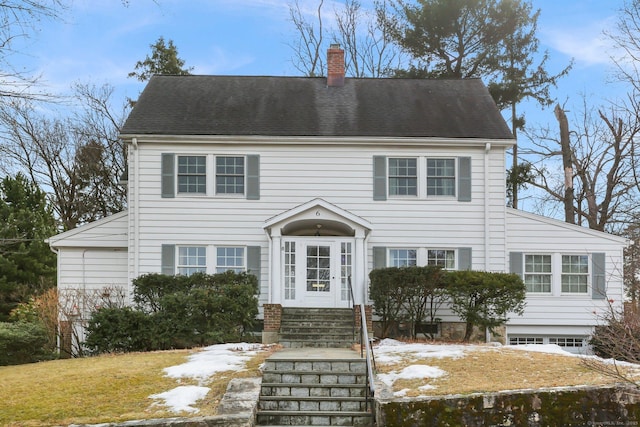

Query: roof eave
left=120, top=134, right=516, bottom=148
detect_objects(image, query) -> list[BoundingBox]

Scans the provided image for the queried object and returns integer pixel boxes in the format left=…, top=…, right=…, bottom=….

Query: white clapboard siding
left=57, top=248, right=129, bottom=291
left=131, top=141, right=508, bottom=281
left=47, top=211, right=128, bottom=248
left=506, top=208, right=627, bottom=326
left=127, top=140, right=508, bottom=314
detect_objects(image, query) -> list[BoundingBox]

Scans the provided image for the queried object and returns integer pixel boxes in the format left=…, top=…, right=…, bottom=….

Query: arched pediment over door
left=264, top=199, right=372, bottom=308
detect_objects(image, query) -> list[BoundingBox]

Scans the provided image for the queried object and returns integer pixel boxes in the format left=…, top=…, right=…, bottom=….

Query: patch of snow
left=163, top=343, right=265, bottom=384
left=507, top=344, right=576, bottom=356
left=378, top=364, right=447, bottom=389
left=419, top=384, right=436, bottom=391
left=149, top=342, right=269, bottom=414
left=394, top=388, right=410, bottom=397
left=149, top=386, right=210, bottom=413
left=374, top=340, right=468, bottom=364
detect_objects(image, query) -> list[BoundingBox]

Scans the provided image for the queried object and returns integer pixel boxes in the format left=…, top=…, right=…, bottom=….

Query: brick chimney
left=327, top=44, right=345, bottom=87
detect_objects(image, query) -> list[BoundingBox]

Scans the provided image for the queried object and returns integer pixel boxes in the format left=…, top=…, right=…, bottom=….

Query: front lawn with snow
left=2, top=339, right=639, bottom=425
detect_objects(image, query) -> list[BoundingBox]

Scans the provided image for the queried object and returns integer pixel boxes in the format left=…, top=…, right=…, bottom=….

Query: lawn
left=1, top=341, right=637, bottom=426
left=0, top=347, right=271, bottom=426
left=374, top=340, right=640, bottom=398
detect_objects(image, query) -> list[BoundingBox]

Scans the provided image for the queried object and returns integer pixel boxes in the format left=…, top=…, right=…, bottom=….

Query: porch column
left=270, top=230, right=282, bottom=304
left=355, top=231, right=365, bottom=305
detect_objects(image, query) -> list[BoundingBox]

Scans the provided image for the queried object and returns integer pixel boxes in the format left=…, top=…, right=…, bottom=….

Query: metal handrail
left=347, top=276, right=376, bottom=414
left=348, top=275, right=356, bottom=340
left=359, top=302, right=376, bottom=398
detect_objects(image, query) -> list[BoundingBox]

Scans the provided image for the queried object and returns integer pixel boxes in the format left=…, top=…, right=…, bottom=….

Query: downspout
left=266, top=229, right=273, bottom=304
left=132, top=138, right=139, bottom=288
left=82, top=249, right=88, bottom=316
left=485, top=142, right=491, bottom=344
left=484, top=142, right=491, bottom=272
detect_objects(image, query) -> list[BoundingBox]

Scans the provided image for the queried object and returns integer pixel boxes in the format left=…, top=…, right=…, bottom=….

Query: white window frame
left=388, top=157, right=418, bottom=197
left=215, top=246, right=246, bottom=273
left=215, top=156, right=246, bottom=196
left=177, top=155, right=207, bottom=195
left=549, top=337, right=586, bottom=348
left=561, top=254, right=589, bottom=294
left=426, top=157, right=456, bottom=198
left=177, top=246, right=207, bottom=276
left=426, top=249, right=456, bottom=270
left=524, top=253, right=552, bottom=294
left=509, top=336, right=543, bottom=345
left=388, top=248, right=417, bottom=267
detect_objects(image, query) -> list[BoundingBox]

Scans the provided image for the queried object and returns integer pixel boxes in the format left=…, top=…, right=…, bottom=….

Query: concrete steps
left=256, top=348, right=374, bottom=426
left=279, top=307, right=354, bottom=349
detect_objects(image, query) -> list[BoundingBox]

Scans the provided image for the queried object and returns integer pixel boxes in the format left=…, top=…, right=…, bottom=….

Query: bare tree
left=608, top=0, right=640, bottom=95
left=58, top=286, right=127, bottom=357
left=288, top=0, right=325, bottom=77
left=522, top=97, right=640, bottom=233
left=0, top=1, right=67, bottom=99
left=584, top=303, right=640, bottom=389
left=0, top=83, right=128, bottom=231
left=623, top=224, right=640, bottom=309
left=287, top=0, right=403, bottom=77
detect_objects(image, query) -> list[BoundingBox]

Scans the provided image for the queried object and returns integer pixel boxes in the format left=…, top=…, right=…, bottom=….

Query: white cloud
left=542, top=17, right=617, bottom=67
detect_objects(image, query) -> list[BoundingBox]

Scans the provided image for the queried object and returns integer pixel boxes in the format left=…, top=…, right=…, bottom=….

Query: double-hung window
left=216, top=156, right=245, bottom=195
left=524, top=254, right=552, bottom=293
left=427, top=249, right=455, bottom=269
left=216, top=247, right=245, bottom=273
left=427, top=158, right=455, bottom=197
left=389, top=249, right=417, bottom=267
left=177, top=156, right=206, bottom=194
left=177, top=246, right=206, bottom=276
left=562, top=255, right=589, bottom=293
left=388, top=158, right=417, bottom=196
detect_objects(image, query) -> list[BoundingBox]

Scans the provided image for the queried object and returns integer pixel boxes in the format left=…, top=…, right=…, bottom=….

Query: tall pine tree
left=0, top=174, right=57, bottom=320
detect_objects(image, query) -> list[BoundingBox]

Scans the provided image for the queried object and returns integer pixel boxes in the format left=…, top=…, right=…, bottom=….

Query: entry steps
left=279, top=307, right=355, bottom=348
left=256, top=348, right=374, bottom=426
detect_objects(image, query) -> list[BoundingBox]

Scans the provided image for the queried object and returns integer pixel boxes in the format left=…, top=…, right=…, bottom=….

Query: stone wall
left=376, top=384, right=640, bottom=427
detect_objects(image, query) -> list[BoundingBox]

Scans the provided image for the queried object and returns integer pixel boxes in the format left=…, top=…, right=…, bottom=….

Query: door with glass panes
left=282, top=238, right=353, bottom=307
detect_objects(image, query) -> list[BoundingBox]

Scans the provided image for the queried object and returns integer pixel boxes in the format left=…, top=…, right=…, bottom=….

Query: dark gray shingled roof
left=120, top=75, right=513, bottom=139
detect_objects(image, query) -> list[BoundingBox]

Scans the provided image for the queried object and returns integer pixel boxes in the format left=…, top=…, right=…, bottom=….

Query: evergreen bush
left=0, top=321, right=54, bottom=365
left=85, top=271, right=259, bottom=354
left=369, top=266, right=445, bottom=338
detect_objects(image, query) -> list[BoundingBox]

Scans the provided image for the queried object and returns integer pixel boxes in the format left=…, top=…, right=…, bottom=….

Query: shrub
left=443, top=270, right=526, bottom=342
left=85, top=307, right=154, bottom=354
left=370, top=266, right=445, bottom=338
left=0, top=321, right=54, bottom=365
left=589, top=308, right=640, bottom=362
left=85, top=271, right=259, bottom=354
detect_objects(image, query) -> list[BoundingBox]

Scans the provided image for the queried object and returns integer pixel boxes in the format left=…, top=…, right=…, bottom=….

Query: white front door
left=282, top=238, right=353, bottom=308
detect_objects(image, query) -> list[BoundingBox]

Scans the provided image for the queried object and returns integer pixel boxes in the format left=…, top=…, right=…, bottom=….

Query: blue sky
left=13, top=0, right=629, bottom=129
